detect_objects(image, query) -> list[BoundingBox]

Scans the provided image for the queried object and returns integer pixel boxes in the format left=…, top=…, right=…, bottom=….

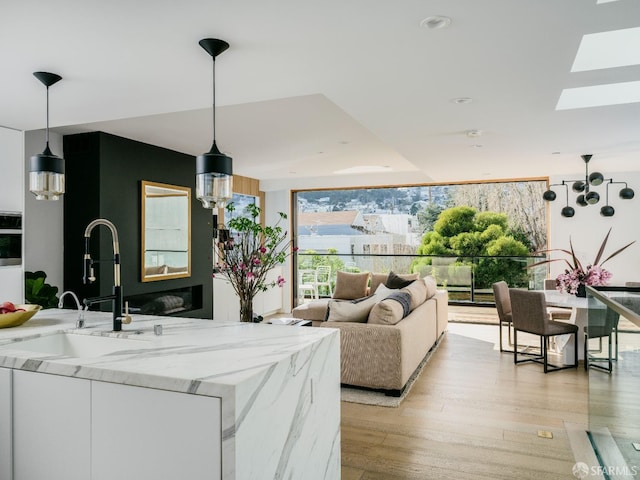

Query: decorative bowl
left=0, top=304, right=42, bottom=329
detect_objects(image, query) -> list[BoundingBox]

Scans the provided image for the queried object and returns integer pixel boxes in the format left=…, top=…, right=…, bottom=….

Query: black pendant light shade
left=543, top=154, right=634, bottom=217
left=29, top=71, right=65, bottom=201
left=196, top=38, right=233, bottom=209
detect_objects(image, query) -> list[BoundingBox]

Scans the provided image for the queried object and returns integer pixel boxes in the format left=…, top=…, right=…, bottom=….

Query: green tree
left=411, top=206, right=530, bottom=288
left=433, top=206, right=476, bottom=238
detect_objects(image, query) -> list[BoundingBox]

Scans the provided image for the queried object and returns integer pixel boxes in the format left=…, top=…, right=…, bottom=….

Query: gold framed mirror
left=141, top=181, right=191, bottom=282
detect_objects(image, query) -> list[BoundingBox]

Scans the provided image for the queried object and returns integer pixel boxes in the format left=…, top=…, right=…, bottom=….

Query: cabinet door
left=92, top=382, right=221, bottom=480
left=0, top=368, right=11, bottom=480
left=12, top=370, right=91, bottom=480
left=0, top=127, right=23, bottom=212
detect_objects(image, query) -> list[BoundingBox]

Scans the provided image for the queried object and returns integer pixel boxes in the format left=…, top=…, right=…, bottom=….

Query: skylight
left=556, top=81, right=640, bottom=110
left=572, top=27, right=640, bottom=72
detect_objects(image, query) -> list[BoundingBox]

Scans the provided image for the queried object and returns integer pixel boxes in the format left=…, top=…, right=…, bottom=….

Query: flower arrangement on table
left=530, top=228, right=635, bottom=296
left=213, top=203, right=297, bottom=322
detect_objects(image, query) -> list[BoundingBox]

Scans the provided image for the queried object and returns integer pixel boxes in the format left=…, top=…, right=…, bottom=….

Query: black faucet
left=82, top=219, right=128, bottom=331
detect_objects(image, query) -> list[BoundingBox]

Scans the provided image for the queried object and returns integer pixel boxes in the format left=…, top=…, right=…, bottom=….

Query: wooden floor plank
left=340, top=323, right=590, bottom=478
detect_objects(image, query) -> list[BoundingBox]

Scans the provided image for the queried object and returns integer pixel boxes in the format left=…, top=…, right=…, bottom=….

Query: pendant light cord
left=45, top=85, right=50, bottom=146
left=212, top=57, right=216, bottom=144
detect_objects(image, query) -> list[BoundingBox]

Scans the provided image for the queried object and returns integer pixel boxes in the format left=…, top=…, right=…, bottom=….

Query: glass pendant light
left=196, top=38, right=233, bottom=209
left=29, top=71, right=65, bottom=201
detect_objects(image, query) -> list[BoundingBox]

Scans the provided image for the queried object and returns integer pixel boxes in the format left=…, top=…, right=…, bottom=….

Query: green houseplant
left=25, top=271, right=59, bottom=309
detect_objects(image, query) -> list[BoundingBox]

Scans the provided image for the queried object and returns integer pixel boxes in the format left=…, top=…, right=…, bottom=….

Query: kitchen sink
left=0, top=332, right=151, bottom=358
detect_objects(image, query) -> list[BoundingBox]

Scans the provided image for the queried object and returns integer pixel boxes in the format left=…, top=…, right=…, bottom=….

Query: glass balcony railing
left=295, top=253, right=547, bottom=305
left=585, top=286, right=640, bottom=477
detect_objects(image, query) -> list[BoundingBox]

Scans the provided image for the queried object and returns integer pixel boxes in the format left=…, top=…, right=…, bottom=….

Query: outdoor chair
left=314, top=266, right=333, bottom=297
left=298, top=269, right=318, bottom=300
left=509, top=289, right=578, bottom=373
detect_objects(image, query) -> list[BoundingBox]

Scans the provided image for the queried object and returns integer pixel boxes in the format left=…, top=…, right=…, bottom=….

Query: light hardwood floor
left=340, top=323, right=589, bottom=479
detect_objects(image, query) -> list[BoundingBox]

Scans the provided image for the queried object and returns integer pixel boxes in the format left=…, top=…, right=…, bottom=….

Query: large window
left=293, top=180, right=548, bottom=304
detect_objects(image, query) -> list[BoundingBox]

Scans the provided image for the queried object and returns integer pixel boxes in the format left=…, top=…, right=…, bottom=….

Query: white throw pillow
left=326, top=295, right=379, bottom=323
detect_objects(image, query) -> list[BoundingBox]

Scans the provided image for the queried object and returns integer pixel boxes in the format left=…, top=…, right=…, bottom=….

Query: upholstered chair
left=509, top=289, right=578, bottom=373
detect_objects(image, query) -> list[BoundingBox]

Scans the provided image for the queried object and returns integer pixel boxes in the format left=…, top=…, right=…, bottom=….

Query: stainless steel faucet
left=82, top=219, right=131, bottom=331
left=58, top=290, right=86, bottom=328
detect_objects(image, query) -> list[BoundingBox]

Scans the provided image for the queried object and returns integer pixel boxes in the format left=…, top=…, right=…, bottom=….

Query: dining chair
left=544, top=279, right=572, bottom=321
left=314, top=266, right=333, bottom=297
left=584, top=306, right=620, bottom=373
left=509, top=289, right=578, bottom=373
left=492, top=281, right=513, bottom=353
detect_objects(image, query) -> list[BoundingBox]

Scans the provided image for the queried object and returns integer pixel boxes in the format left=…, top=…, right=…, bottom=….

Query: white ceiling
left=2, top=0, right=639, bottom=191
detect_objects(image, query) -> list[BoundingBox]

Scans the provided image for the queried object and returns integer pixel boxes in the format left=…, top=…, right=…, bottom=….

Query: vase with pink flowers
left=530, top=228, right=635, bottom=297
left=213, top=203, right=296, bottom=322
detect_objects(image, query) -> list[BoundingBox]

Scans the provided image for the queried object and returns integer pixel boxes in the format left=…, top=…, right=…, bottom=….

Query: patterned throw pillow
left=368, top=291, right=412, bottom=325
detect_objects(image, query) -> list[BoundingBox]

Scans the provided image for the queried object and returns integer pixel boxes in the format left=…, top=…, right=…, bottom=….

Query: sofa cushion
left=401, top=279, right=428, bottom=311
left=291, top=299, right=329, bottom=321
left=423, top=275, right=437, bottom=299
left=333, top=271, right=370, bottom=300
left=326, top=295, right=378, bottom=323
left=369, top=273, right=389, bottom=295
left=368, top=291, right=412, bottom=325
left=385, top=271, right=419, bottom=289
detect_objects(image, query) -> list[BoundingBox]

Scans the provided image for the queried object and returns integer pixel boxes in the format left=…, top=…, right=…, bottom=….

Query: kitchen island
left=0, top=309, right=340, bottom=480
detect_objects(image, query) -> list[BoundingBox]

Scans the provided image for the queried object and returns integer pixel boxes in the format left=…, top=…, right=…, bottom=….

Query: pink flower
left=293, top=246, right=299, bottom=252
left=259, top=246, right=267, bottom=254
left=253, top=258, right=261, bottom=266
left=276, top=275, right=286, bottom=287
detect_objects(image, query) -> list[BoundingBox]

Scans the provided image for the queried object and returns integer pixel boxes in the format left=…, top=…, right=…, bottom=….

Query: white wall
left=23, top=130, right=65, bottom=292
left=548, top=170, right=640, bottom=285
left=264, top=189, right=291, bottom=312
left=0, top=126, right=25, bottom=302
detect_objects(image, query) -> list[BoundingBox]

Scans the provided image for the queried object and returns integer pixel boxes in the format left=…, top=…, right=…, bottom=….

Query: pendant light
left=542, top=154, right=635, bottom=217
left=29, top=71, right=65, bottom=201
left=196, top=38, right=233, bottom=209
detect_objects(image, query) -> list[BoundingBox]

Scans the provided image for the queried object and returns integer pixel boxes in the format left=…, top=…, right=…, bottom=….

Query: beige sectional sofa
left=292, top=272, right=448, bottom=394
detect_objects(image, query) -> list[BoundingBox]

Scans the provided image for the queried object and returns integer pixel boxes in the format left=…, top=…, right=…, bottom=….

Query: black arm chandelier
left=543, top=154, right=635, bottom=217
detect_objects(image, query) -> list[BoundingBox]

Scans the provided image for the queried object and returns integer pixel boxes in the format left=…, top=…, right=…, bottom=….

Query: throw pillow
left=423, top=275, right=437, bottom=299
left=401, top=278, right=428, bottom=311
left=373, top=283, right=395, bottom=298
left=332, top=271, right=370, bottom=300
left=326, top=295, right=378, bottom=323
left=368, top=291, right=412, bottom=325
left=385, top=271, right=419, bottom=289
left=369, top=273, right=389, bottom=295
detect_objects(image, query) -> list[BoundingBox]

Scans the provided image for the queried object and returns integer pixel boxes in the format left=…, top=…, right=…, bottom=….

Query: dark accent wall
left=63, top=131, right=213, bottom=319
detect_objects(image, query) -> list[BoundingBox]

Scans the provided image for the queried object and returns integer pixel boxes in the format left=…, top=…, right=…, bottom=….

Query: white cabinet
left=0, top=368, right=11, bottom=480
left=0, top=127, right=23, bottom=213
left=12, top=370, right=91, bottom=480
left=91, top=382, right=221, bottom=480
left=214, top=267, right=283, bottom=320
left=6, top=371, right=222, bottom=480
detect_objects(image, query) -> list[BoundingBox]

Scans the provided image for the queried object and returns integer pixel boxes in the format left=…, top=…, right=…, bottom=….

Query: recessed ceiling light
left=551, top=151, right=561, bottom=155
left=452, top=97, right=473, bottom=104
left=471, top=144, right=484, bottom=148
left=466, top=129, right=482, bottom=138
left=420, top=15, right=452, bottom=30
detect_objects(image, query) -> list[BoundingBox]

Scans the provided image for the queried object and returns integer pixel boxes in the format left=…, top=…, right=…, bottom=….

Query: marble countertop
left=0, top=308, right=337, bottom=398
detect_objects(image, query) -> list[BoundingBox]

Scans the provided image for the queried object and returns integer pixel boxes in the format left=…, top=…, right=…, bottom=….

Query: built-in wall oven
left=0, top=212, right=22, bottom=266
